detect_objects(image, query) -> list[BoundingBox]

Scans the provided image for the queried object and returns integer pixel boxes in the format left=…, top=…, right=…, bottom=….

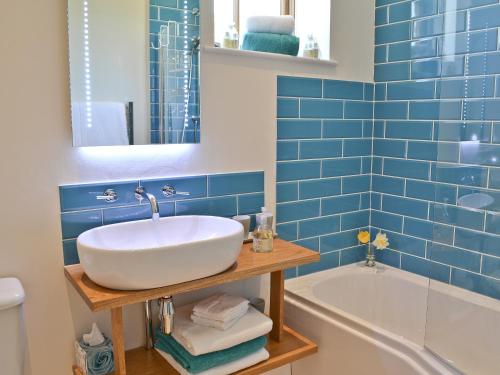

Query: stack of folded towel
left=155, top=294, right=273, bottom=375
left=242, top=16, right=300, bottom=56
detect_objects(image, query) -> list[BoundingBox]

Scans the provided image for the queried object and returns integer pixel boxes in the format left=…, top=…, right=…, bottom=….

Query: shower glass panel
left=424, top=2, right=500, bottom=374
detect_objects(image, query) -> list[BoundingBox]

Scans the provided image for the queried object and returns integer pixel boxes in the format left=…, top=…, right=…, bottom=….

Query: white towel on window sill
left=156, top=348, right=270, bottom=375
left=173, top=303, right=273, bottom=356
left=246, top=15, right=295, bottom=35
left=192, top=293, right=249, bottom=323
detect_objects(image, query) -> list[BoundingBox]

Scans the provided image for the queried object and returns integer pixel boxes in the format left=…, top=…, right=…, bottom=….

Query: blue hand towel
left=155, top=331, right=267, bottom=374
left=242, top=32, right=300, bottom=56
left=78, top=337, right=114, bottom=375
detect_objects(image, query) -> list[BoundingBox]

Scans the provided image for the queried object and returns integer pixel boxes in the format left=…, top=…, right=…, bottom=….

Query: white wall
left=0, top=1, right=373, bottom=374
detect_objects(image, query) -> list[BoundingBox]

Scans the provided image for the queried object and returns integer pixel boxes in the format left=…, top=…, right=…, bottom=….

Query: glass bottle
left=303, top=34, right=319, bottom=59
left=252, top=219, right=274, bottom=253
left=223, top=23, right=239, bottom=49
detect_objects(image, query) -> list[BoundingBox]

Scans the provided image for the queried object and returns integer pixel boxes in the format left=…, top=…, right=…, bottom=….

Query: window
left=214, top=0, right=331, bottom=60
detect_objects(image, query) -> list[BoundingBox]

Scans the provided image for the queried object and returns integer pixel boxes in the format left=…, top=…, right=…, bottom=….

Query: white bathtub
left=285, top=263, right=500, bottom=375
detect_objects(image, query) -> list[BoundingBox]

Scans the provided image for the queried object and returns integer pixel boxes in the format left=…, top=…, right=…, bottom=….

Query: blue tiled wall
left=59, top=172, right=263, bottom=265
left=149, top=0, right=200, bottom=144
left=277, top=76, right=374, bottom=278
left=374, top=0, right=500, bottom=300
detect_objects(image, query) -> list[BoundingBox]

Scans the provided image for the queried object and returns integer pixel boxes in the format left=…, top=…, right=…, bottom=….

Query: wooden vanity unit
left=66, top=239, right=320, bottom=375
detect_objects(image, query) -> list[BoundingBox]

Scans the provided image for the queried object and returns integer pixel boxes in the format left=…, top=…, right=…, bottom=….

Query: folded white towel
left=190, top=314, right=239, bottom=331
left=192, top=294, right=249, bottom=323
left=173, top=303, right=273, bottom=356
left=246, top=15, right=295, bottom=35
left=156, top=348, right=270, bottom=375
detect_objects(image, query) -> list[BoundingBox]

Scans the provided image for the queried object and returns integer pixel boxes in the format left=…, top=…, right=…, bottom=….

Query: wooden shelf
left=104, top=326, right=317, bottom=375
left=64, top=239, right=319, bottom=312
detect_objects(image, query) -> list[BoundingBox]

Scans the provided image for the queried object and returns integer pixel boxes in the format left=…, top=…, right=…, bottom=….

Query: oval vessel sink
left=77, top=216, right=244, bottom=290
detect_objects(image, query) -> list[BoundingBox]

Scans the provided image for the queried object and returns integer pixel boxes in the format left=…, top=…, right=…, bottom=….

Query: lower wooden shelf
left=90, top=326, right=316, bottom=375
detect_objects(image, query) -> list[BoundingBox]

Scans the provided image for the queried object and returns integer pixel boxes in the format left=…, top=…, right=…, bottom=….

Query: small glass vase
left=365, top=244, right=376, bottom=267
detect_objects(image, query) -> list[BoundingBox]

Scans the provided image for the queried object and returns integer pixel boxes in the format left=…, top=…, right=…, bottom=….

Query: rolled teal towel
left=155, top=331, right=267, bottom=374
left=242, top=32, right=300, bottom=56
left=78, top=338, right=115, bottom=375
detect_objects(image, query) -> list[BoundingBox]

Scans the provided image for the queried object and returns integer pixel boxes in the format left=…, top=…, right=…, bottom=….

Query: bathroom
left=1, top=0, right=500, bottom=374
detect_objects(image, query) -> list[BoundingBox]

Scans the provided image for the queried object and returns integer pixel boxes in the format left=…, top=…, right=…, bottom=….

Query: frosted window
left=294, top=0, right=331, bottom=59
left=214, top=0, right=235, bottom=47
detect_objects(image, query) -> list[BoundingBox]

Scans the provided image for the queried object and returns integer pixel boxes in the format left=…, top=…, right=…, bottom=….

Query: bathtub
left=285, top=262, right=500, bottom=375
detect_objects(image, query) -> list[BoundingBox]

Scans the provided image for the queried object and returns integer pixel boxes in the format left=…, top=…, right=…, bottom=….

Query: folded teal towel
left=155, top=331, right=267, bottom=374
left=78, top=338, right=114, bottom=375
left=242, top=32, right=300, bottom=56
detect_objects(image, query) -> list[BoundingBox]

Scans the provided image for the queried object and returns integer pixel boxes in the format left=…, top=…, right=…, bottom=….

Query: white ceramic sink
left=77, top=216, right=244, bottom=290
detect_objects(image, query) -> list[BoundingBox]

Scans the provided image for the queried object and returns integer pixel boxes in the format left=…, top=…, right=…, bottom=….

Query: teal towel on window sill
left=155, top=331, right=267, bottom=374
left=242, top=32, right=300, bottom=56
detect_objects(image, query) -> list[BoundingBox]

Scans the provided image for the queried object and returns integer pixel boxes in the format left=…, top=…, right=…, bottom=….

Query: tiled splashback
left=59, top=172, right=264, bottom=265
left=276, top=76, right=374, bottom=278
left=374, top=0, right=500, bottom=300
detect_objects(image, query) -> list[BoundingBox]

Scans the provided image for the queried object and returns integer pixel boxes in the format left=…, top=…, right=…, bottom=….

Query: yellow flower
left=357, top=231, right=370, bottom=244
left=372, top=232, right=389, bottom=250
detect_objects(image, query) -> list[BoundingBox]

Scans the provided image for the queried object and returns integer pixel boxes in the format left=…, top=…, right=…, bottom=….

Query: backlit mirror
left=68, top=0, right=201, bottom=146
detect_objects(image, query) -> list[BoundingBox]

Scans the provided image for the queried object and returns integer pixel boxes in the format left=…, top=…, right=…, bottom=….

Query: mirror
left=68, top=0, right=201, bottom=146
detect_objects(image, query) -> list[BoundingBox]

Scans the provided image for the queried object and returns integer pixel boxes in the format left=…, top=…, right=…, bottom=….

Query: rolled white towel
left=246, top=15, right=295, bottom=35
left=192, top=294, right=249, bottom=323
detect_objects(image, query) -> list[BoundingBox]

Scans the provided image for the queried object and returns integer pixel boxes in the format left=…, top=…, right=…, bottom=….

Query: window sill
left=203, top=46, right=338, bottom=68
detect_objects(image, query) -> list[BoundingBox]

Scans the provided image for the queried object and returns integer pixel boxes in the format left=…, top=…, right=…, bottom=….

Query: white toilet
left=0, top=278, right=25, bottom=375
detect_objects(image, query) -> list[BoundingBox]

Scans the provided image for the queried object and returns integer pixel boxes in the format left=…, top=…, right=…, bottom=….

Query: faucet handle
left=135, top=186, right=146, bottom=201
left=162, top=185, right=190, bottom=198
left=96, top=189, right=118, bottom=203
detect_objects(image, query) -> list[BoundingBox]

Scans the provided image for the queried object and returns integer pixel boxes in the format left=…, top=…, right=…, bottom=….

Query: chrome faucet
left=159, top=296, right=175, bottom=335
left=135, top=186, right=159, bottom=217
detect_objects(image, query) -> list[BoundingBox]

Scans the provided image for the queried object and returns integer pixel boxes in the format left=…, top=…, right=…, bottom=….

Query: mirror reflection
left=68, top=0, right=201, bottom=146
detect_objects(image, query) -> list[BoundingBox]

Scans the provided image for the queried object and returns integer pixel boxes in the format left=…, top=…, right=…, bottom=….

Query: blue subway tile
left=372, top=193, right=382, bottom=210
left=373, top=157, right=383, bottom=174
left=372, top=210, right=404, bottom=232
left=321, top=230, right=359, bottom=252
left=208, top=172, right=263, bottom=196
left=387, top=80, right=435, bottom=100
left=482, top=256, right=500, bottom=278
left=322, top=158, right=362, bottom=177
left=387, top=231, right=426, bottom=257
left=299, top=178, right=341, bottom=200
left=437, top=77, right=495, bottom=99
left=412, top=0, right=438, bottom=18
left=461, top=143, right=500, bottom=167
left=431, top=203, right=484, bottom=231
left=427, top=243, right=481, bottom=272
left=323, top=120, right=363, bottom=138
left=464, top=100, right=500, bottom=121
left=277, top=141, right=299, bottom=161
left=468, top=52, right=500, bottom=75
left=299, top=216, right=341, bottom=239
left=486, top=213, right=500, bottom=235
left=343, top=140, right=373, bottom=157
left=277, top=160, right=321, bottom=182
left=413, top=12, right=466, bottom=38
left=372, top=175, right=405, bottom=195
left=412, top=57, right=464, bottom=79
left=490, top=169, right=500, bottom=189
left=342, top=175, right=371, bottom=194
left=176, top=196, right=237, bottom=217
left=277, top=182, right=298, bottom=203
left=103, top=206, right=152, bottom=225
left=469, top=4, right=500, bottom=30
left=375, top=102, right=409, bottom=119
left=298, top=251, right=339, bottom=276
left=386, top=121, right=433, bottom=140
left=142, top=175, right=207, bottom=201
left=435, top=122, right=491, bottom=142
left=376, top=6, right=388, bottom=26
left=61, top=211, right=102, bottom=239
left=285, top=267, right=297, bottom=280
left=406, top=180, right=457, bottom=204
left=363, top=121, right=374, bottom=138
left=294, top=238, right=320, bottom=252
left=376, top=45, right=388, bottom=64
left=404, top=217, right=454, bottom=243
left=375, top=62, right=410, bottom=82
left=300, top=99, right=344, bottom=119
left=59, top=181, right=139, bottom=212
left=277, top=120, right=322, bottom=139
left=439, top=30, right=498, bottom=56
left=238, top=193, right=264, bottom=215
left=323, top=80, right=365, bottom=100
left=300, top=140, right=342, bottom=159
left=451, top=268, right=500, bottom=300
left=384, top=158, right=430, bottom=180
left=276, top=200, right=320, bottom=223
left=440, top=0, right=497, bottom=12
left=277, top=76, right=322, bottom=97
left=277, top=98, right=299, bottom=118
left=373, top=139, right=407, bottom=158
left=388, top=39, right=437, bottom=62
left=158, top=202, right=175, bottom=217
left=383, top=195, right=429, bottom=219
left=361, top=193, right=371, bottom=209
left=322, top=195, right=361, bottom=216
left=340, top=246, right=367, bottom=266
left=401, top=255, right=450, bottom=283
left=389, top=1, right=412, bottom=22
left=375, top=22, right=411, bottom=44
left=375, top=83, right=387, bottom=101
left=345, top=101, right=374, bottom=120
left=432, top=163, right=488, bottom=187
left=376, top=249, right=401, bottom=268
left=341, top=210, right=370, bottom=230
left=63, top=240, right=79, bottom=266
left=409, top=101, right=462, bottom=120
left=277, top=222, right=298, bottom=241
left=494, top=124, right=500, bottom=143
left=365, top=84, right=375, bottom=101
left=407, top=141, right=459, bottom=162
